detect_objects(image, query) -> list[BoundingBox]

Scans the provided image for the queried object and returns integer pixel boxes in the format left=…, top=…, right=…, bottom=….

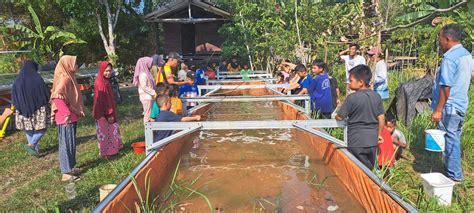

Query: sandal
left=61, top=174, right=81, bottom=182
left=70, top=168, right=83, bottom=175
left=24, top=145, right=39, bottom=157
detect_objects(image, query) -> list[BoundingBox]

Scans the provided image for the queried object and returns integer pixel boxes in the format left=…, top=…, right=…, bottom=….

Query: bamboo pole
left=324, top=41, right=328, bottom=64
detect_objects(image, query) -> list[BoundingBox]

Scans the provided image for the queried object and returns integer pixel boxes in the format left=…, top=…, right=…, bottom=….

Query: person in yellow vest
left=156, top=52, right=189, bottom=86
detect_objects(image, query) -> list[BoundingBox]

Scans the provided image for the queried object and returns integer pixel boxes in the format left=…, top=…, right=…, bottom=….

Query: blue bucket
left=425, top=129, right=446, bottom=152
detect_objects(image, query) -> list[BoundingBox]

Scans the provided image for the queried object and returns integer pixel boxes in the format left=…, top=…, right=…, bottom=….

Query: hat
left=167, top=52, right=183, bottom=62
left=186, top=71, right=196, bottom=79
left=367, top=47, right=382, bottom=56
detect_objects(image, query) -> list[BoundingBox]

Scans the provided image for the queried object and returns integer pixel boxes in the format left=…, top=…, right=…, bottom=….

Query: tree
left=383, top=0, right=470, bottom=32
left=95, top=0, right=122, bottom=64
left=4, top=5, right=85, bottom=62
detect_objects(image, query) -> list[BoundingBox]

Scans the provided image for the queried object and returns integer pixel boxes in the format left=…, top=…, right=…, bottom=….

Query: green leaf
left=415, top=4, right=437, bottom=12
left=27, top=6, right=43, bottom=36
left=44, top=26, right=57, bottom=34
left=396, top=10, right=433, bottom=22
left=62, top=38, right=87, bottom=47
left=437, top=0, right=449, bottom=9
left=468, top=0, right=474, bottom=14
left=5, top=24, right=39, bottom=38
left=50, top=31, right=77, bottom=40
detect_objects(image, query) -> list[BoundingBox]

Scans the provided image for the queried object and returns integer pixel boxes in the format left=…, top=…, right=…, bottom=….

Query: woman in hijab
left=133, top=57, right=156, bottom=122
left=150, top=54, right=164, bottom=84
left=51, top=55, right=85, bottom=182
left=12, top=60, right=51, bottom=156
left=93, top=61, right=123, bottom=157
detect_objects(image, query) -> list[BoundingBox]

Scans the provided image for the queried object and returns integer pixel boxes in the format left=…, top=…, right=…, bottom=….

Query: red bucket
left=131, top=142, right=145, bottom=155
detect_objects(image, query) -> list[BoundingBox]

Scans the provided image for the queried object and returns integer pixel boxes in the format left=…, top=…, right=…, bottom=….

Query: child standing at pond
left=385, top=117, right=407, bottom=161
left=155, top=95, right=201, bottom=141
left=240, top=64, right=252, bottom=81
left=308, top=60, right=333, bottom=119
left=168, top=84, right=183, bottom=115
left=336, top=65, right=385, bottom=170
left=149, top=83, right=169, bottom=122
left=179, top=71, right=199, bottom=110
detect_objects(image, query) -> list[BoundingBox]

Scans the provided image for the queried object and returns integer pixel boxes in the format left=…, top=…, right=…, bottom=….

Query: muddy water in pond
left=173, top=101, right=365, bottom=212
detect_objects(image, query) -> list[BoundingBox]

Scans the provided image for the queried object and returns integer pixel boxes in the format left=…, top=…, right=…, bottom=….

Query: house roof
left=144, top=0, right=231, bottom=23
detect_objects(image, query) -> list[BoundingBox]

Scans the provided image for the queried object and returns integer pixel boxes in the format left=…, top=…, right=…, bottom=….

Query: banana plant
left=4, top=5, right=86, bottom=61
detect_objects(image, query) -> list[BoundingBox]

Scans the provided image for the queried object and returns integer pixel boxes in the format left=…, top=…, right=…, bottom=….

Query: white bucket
left=420, top=173, right=455, bottom=205
left=99, top=184, right=117, bottom=201
left=425, top=129, right=446, bottom=152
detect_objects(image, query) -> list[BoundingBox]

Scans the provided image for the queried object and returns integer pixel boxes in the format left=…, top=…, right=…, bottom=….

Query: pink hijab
left=133, top=57, right=154, bottom=87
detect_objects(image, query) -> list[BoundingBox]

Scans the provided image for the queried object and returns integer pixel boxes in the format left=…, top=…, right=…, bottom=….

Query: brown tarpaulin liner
left=275, top=100, right=406, bottom=212
left=100, top=82, right=407, bottom=212
left=101, top=106, right=209, bottom=212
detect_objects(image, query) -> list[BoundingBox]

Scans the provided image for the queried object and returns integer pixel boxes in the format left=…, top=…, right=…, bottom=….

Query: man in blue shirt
left=432, top=24, right=473, bottom=182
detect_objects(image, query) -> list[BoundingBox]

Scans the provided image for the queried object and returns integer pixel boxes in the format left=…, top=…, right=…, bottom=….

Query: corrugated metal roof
left=144, top=0, right=231, bottom=22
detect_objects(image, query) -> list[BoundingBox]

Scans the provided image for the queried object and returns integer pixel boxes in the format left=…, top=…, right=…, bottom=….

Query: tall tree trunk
left=96, top=0, right=121, bottom=64
left=239, top=11, right=254, bottom=71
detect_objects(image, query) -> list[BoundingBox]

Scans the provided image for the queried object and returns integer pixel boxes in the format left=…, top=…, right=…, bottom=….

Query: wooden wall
left=163, top=23, right=182, bottom=54
left=163, top=21, right=226, bottom=54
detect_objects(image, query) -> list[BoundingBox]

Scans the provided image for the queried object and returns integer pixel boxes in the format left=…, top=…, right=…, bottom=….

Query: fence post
left=344, top=125, right=348, bottom=146
left=144, top=122, right=154, bottom=155
left=304, top=99, right=310, bottom=115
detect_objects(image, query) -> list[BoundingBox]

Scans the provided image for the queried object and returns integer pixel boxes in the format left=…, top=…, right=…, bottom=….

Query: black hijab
left=12, top=60, right=50, bottom=117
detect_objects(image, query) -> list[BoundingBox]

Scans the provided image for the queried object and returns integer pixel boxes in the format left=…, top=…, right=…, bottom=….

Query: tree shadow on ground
left=40, top=134, right=96, bottom=157
left=76, top=135, right=145, bottom=175
left=76, top=152, right=125, bottom=175
left=59, top=184, right=101, bottom=211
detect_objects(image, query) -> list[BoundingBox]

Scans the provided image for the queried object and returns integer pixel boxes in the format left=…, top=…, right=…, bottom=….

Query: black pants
left=348, top=146, right=377, bottom=170
left=395, top=146, right=403, bottom=160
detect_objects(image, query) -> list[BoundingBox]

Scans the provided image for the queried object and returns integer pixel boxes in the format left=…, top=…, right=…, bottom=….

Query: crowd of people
left=7, top=24, right=471, bottom=183
left=275, top=24, right=472, bottom=181
left=276, top=53, right=396, bottom=170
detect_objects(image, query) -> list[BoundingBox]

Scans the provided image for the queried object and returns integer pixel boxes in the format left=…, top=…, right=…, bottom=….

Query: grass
left=0, top=67, right=472, bottom=211
left=327, top=65, right=474, bottom=211
left=388, top=107, right=474, bottom=212
left=130, top=159, right=213, bottom=212
left=0, top=88, right=146, bottom=211
left=385, top=69, right=474, bottom=211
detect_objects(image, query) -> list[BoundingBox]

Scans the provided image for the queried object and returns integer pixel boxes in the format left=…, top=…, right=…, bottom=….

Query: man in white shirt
left=337, top=43, right=366, bottom=94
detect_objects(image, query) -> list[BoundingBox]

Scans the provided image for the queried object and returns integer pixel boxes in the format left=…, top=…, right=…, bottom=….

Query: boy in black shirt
left=336, top=65, right=385, bottom=170
left=155, top=94, right=201, bottom=142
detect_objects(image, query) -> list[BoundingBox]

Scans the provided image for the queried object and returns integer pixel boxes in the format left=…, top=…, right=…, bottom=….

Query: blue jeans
left=438, top=106, right=465, bottom=181
left=25, top=129, right=47, bottom=152
left=58, top=123, right=77, bottom=174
